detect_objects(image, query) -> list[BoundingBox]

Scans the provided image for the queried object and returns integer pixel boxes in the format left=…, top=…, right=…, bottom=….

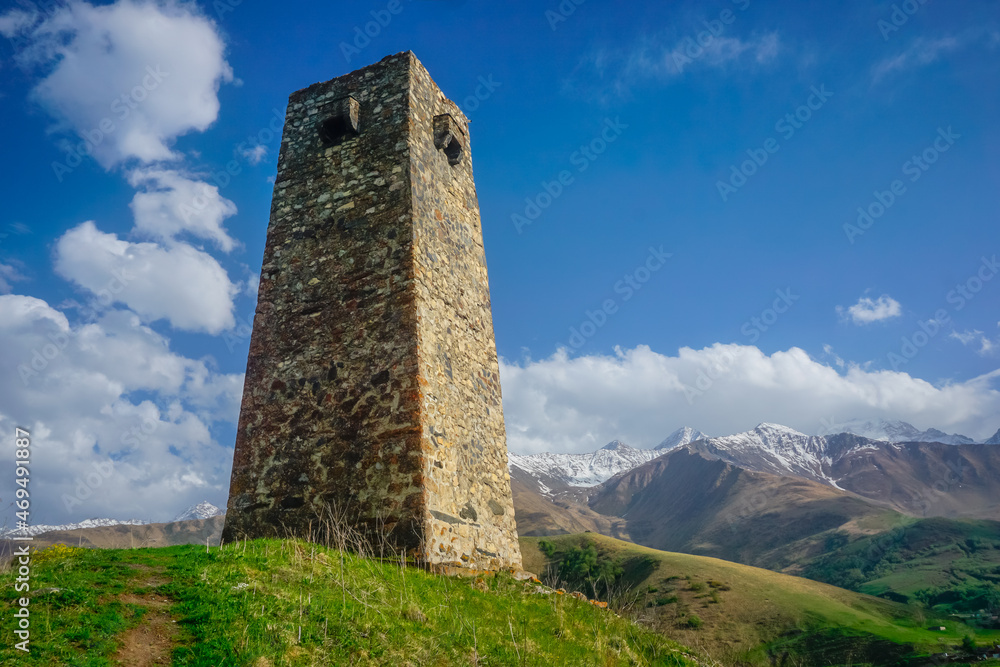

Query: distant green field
left=804, top=518, right=1000, bottom=617
left=0, top=539, right=697, bottom=666
left=523, top=533, right=1000, bottom=667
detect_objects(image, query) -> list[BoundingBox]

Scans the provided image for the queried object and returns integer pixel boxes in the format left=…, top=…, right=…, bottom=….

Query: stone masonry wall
left=223, top=52, right=521, bottom=570
left=223, top=54, right=425, bottom=547
left=407, top=59, right=521, bottom=569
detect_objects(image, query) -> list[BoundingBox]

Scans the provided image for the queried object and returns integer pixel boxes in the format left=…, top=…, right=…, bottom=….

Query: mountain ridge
left=508, top=420, right=998, bottom=503
left=828, top=417, right=977, bottom=445
left=508, top=426, right=707, bottom=493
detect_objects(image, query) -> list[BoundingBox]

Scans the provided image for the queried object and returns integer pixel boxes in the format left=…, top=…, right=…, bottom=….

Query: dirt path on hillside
left=111, top=566, right=180, bottom=666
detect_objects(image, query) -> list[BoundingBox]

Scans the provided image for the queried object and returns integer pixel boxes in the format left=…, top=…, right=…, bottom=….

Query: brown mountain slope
left=509, top=475, right=630, bottom=539
left=828, top=442, right=1000, bottom=518
left=0, top=516, right=225, bottom=557
left=587, top=447, right=905, bottom=571
left=667, top=430, right=1000, bottom=521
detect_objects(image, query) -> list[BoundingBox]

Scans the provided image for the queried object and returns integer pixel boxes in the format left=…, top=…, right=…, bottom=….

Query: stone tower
left=222, top=52, right=521, bottom=571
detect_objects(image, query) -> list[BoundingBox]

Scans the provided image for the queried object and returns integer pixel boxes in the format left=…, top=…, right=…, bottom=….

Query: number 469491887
left=15, top=428, right=30, bottom=525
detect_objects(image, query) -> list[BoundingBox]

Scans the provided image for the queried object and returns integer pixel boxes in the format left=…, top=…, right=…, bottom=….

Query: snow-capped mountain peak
left=0, top=501, right=224, bottom=539
left=509, top=439, right=662, bottom=490
left=508, top=419, right=991, bottom=498
left=509, top=428, right=709, bottom=493
left=754, top=422, right=808, bottom=437
left=828, top=418, right=975, bottom=445
left=690, top=423, right=835, bottom=483
left=985, top=428, right=1000, bottom=445
left=600, top=439, right=633, bottom=451
left=173, top=501, right=225, bottom=522
left=2, top=517, right=148, bottom=538
left=655, top=426, right=708, bottom=451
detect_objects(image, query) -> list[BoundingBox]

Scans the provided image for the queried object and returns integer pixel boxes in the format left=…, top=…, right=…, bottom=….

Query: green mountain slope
left=803, top=518, right=1000, bottom=617
left=522, top=533, right=1000, bottom=666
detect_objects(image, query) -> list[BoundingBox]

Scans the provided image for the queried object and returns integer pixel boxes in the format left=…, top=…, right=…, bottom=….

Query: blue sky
left=1, top=0, right=998, bottom=523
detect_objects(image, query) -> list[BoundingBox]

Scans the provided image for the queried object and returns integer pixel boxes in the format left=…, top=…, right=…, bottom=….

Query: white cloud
left=873, top=37, right=959, bottom=81
left=580, top=29, right=781, bottom=97
left=668, top=32, right=780, bottom=71
left=822, top=343, right=845, bottom=368
left=500, top=344, right=1000, bottom=454
left=0, top=261, right=25, bottom=293
left=0, top=294, right=243, bottom=524
left=0, top=8, right=37, bottom=37
left=838, top=294, right=902, bottom=325
left=951, top=330, right=996, bottom=356
left=869, top=30, right=999, bottom=82
left=7, top=0, right=232, bottom=167
left=244, top=272, right=260, bottom=297
left=54, top=221, right=238, bottom=334
left=239, top=144, right=268, bottom=166
left=128, top=168, right=238, bottom=251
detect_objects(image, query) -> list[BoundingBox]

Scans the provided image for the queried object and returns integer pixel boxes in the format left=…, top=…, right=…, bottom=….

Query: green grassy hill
left=0, top=539, right=697, bottom=666
left=6, top=531, right=1000, bottom=666
left=522, top=533, right=1000, bottom=666
left=803, top=517, right=1000, bottom=617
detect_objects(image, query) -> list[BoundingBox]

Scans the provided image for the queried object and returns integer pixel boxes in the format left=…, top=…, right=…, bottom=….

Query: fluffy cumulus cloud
left=128, top=168, right=238, bottom=251
left=500, top=344, right=1000, bottom=454
left=7, top=0, right=232, bottom=167
left=54, top=221, right=239, bottom=334
left=838, top=294, right=902, bottom=325
left=0, top=294, right=243, bottom=524
left=3, top=0, right=243, bottom=333
left=0, top=1, right=247, bottom=527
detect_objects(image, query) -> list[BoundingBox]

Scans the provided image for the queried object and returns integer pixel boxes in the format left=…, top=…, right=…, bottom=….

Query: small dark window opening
left=433, top=114, right=465, bottom=167
left=442, top=136, right=462, bottom=165
left=319, top=96, right=360, bottom=144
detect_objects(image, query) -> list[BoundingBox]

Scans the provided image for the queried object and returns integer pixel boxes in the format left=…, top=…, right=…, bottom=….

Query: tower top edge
left=286, top=52, right=468, bottom=123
